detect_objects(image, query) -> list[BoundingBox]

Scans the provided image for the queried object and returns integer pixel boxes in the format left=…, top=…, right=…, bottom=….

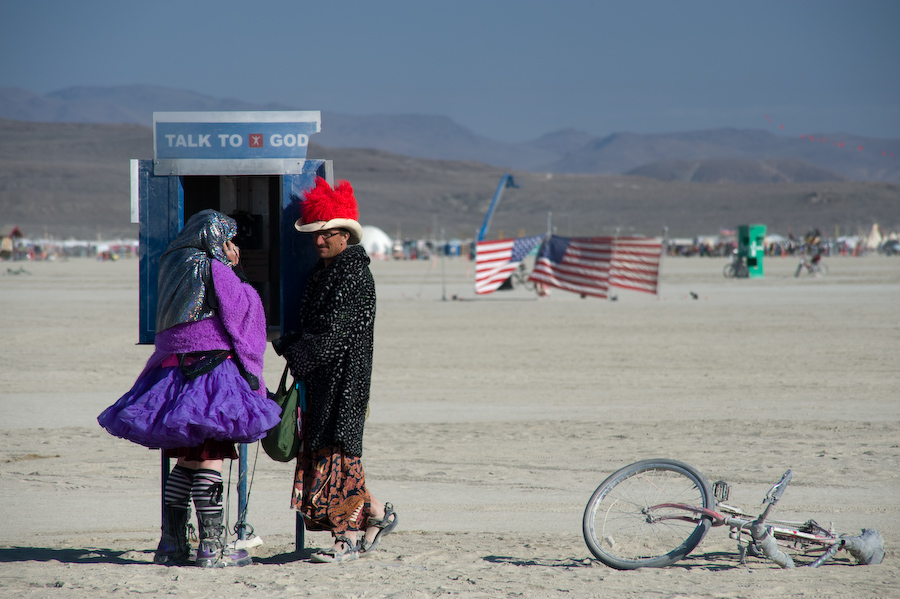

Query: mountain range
left=4, top=85, right=899, bottom=183
left=1, top=85, right=898, bottom=240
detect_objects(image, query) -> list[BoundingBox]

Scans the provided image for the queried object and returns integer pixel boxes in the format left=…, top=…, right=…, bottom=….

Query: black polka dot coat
left=283, top=244, right=375, bottom=457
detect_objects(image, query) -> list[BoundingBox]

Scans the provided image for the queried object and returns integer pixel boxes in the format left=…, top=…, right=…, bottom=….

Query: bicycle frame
left=643, top=470, right=881, bottom=568
left=649, top=503, right=837, bottom=552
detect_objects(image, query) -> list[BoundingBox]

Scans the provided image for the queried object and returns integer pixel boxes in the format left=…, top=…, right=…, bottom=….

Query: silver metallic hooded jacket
left=156, top=210, right=236, bottom=333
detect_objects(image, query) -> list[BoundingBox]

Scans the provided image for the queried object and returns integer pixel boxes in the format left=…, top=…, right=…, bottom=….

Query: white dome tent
left=360, top=225, right=394, bottom=260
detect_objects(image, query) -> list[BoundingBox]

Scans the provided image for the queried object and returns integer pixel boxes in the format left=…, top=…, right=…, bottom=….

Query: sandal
left=310, top=536, right=359, bottom=563
left=360, top=502, right=399, bottom=555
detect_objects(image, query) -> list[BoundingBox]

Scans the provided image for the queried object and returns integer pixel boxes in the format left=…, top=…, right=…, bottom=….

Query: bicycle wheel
left=815, top=263, right=828, bottom=277
left=794, top=263, right=804, bottom=277
left=723, top=264, right=735, bottom=278
left=583, top=459, right=714, bottom=569
left=513, top=272, right=535, bottom=291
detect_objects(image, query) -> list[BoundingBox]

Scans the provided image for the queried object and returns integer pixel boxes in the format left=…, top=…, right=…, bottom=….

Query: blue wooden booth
left=132, top=111, right=327, bottom=553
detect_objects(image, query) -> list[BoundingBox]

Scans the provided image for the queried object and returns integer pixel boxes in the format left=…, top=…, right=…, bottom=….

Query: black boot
left=153, top=506, right=192, bottom=565
left=195, top=509, right=252, bottom=568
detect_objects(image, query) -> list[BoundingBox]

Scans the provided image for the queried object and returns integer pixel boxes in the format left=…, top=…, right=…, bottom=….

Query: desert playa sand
left=1, top=254, right=898, bottom=598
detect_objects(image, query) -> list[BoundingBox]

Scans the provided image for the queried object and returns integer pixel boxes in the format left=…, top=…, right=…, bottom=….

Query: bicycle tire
left=583, top=459, right=715, bottom=569
left=723, top=264, right=735, bottom=278
left=815, top=263, right=828, bottom=277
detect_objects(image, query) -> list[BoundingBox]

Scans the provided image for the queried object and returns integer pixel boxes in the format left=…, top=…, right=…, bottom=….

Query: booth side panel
left=280, top=162, right=330, bottom=336
left=138, top=160, right=184, bottom=344
left=748, top=224, right=766, bottom=278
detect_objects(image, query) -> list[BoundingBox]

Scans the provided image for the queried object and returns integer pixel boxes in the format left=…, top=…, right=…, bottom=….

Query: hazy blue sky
left=2, top=0, right=898, bottom=142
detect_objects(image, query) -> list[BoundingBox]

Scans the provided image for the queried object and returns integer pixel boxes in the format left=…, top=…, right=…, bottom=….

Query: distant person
left=804, top=228, right=825, bottom=265
left=98, top=210, right=281, bottom=568
left=274, top=177, right=398, bottom=563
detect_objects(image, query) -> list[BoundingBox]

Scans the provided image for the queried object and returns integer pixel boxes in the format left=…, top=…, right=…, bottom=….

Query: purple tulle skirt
left=98, top=359, right=281, bottom=449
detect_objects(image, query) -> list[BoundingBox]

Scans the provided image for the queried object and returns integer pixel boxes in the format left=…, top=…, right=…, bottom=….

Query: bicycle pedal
left=713, top=480, right=731, bottom=502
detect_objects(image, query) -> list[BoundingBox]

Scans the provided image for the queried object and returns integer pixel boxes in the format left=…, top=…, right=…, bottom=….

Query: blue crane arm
left=477, top=174, right=517, bottom=242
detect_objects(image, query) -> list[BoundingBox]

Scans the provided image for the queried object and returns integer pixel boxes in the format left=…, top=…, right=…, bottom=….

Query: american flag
left=529, top=236, right=662, bottom=298
left=529, top=236, right=613, bottom=298
left=609, top=237, right=663, bottom=294
left=475, top=235, right=544, bottom=295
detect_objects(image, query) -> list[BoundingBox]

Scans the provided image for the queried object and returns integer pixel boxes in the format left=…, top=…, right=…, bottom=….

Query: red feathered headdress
left=294, top=177, right=362, bottom=244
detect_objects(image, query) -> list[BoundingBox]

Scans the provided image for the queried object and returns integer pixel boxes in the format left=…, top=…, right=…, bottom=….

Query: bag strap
left=278, top=362, right=291, bottom=394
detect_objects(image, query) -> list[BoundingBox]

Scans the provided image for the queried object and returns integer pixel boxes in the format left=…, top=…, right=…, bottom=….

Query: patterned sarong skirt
left=292, top=445, right=371, bottom=535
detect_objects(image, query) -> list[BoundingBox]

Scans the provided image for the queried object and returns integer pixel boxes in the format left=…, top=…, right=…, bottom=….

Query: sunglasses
left=313, top=230, right=344, bottom=240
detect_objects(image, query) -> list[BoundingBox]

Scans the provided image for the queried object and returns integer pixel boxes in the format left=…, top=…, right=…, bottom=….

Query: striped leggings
left=164, top=465, right=223, bottom=517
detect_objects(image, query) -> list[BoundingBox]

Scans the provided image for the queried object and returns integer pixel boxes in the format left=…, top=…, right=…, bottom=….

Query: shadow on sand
left=0, top=546, right=319, bottom=566
left=483, top=551, right=742, bottom=572
left=253, top=548, right=317, bottom=565
left=0, top=546, right=153, bottom=565
left=483, top=555, right=595, bottom=569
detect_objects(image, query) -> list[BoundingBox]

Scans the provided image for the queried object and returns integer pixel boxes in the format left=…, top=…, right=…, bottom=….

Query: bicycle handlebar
left=807, top=542, right=841, bottom=568
left=807, top=528, right=884, bottom=568
left=841, top=529, right=885, bottom=565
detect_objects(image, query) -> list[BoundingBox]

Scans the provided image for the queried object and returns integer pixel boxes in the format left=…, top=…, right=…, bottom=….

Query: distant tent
left=764, top=233, right=788, bottom=253
left=0, top=225, right=24, bottom=258
left=361, top=226, right=393, bottom=259
left=865, top=224, right=883, bottom=250
left=0, top=225, right=24, bottom=239
left=837, top=236, right=859, bottom=250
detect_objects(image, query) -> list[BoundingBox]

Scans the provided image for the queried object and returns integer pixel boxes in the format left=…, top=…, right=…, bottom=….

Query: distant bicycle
left=722, top=252, right=748, bottom=278
left=508, top=263, right=535, bottom=291
left=795, top=257, right=828, bottom=278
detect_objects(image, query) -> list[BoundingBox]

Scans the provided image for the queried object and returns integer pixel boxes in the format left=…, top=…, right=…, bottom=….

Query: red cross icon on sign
left=249, top=134, right=264, bottom=148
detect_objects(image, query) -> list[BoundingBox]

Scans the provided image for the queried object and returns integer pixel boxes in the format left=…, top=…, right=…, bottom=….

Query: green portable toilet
left=737, top=224, right=766, bottom=278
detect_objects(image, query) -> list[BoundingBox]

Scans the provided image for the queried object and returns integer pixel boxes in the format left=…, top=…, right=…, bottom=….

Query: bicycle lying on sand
left=583, top=459, right=884, bottom=570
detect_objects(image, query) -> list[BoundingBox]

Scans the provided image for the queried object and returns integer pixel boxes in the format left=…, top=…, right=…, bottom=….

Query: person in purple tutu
left=98, top=210, right=281, bottom=568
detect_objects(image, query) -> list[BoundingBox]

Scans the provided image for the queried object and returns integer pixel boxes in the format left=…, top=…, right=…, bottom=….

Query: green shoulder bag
left=261, top=363, right=303, bottom=462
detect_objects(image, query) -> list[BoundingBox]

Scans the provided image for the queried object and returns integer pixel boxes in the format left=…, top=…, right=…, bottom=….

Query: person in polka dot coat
left=282, top=177, right=398, bottom=563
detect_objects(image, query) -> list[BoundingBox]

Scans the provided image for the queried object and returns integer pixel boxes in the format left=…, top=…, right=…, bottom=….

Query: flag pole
left=659, top=226, right=668, bottom=298
left=440, top=227, right=447, bottom=301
